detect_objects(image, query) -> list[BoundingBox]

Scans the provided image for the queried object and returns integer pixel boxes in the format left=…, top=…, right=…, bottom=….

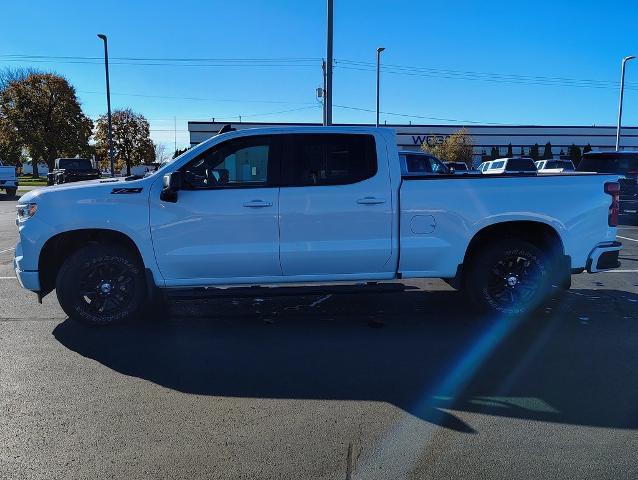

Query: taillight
left=605, top=182, right=620, bottom=227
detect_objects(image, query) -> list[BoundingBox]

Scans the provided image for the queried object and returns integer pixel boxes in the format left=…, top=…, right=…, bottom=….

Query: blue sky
left=1, top=0, right=637, bottom=150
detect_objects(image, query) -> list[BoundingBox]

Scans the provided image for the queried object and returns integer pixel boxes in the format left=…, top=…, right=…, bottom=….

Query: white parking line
left=600, top=269, right=638, bottom=273
left=618, top=235, right=638, bottom=243
left=0, top=276, right=16, bottom=280
left=0, top=247, right=15, bottom=254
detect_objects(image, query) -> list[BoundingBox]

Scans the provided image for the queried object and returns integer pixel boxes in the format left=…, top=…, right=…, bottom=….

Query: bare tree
left=154, top=143, right=169, bottom=165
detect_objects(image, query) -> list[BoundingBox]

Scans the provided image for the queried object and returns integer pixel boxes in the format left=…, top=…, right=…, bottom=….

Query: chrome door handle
left=243, top=200, right=273, bottom=208
left=357, top=197, right=385, bottom=205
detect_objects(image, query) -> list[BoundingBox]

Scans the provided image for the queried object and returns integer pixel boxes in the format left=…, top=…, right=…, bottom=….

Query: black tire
left=464, top=239, right=552, bottom=316
left=55, top=243, right=146, bottom=325
left=5, top=188, right=17, bottom=198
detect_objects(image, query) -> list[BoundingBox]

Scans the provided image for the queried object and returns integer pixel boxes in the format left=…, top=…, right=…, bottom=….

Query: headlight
left=16, top=203, right=37, bottom=221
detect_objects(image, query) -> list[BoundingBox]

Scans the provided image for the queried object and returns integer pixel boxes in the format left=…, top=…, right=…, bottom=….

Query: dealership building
left=188, top=121, right=638, bottom=166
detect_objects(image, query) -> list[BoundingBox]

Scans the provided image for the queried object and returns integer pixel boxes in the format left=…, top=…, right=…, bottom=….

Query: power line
left=78, top=90, right=316, bottom=105
left=0, top=54, right=320, bottom=68
left=333, top=103, right=513, bottom=125
left=0, top=54, right=321, bottom=62
left=335, top=59, right=638, bottom=91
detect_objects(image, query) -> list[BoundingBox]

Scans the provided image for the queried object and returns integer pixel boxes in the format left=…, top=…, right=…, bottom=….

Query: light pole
left=616, top=55, right=635, bottom=151
left=97, top=33, right=115, bottom=176
left=376, top=47, right=385, bottom=128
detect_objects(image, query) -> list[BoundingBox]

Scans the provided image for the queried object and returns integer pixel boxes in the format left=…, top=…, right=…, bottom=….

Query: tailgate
left=0, top=167, right=16, bottom=180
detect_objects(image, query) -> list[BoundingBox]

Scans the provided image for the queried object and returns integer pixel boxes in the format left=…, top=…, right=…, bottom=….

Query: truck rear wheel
left=55, top=244, right=146, bottom=325
left=464, top=239, right=552, bottom=316
left=5, top=188, right=17, bottom=198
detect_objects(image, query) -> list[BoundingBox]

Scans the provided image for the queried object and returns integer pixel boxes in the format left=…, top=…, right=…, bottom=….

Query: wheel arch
left=38, top=228, right=145, bottom=297
left=448, top=220, right=567, bottom=289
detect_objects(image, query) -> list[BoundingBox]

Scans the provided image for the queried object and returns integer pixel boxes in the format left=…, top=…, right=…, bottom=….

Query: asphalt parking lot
left=1, top=194, right=637, bottom=480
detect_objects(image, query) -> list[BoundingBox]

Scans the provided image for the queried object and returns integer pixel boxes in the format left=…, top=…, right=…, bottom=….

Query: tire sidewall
left=466, top=240, right=550, bottom=316
left=56, top=245, right=146, bottom=325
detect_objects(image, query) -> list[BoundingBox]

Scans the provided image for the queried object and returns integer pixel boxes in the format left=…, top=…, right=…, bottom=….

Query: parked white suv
left=535, top=159, right=575, bottom=173
left=14, top=127, right=622, bottom=324
left=482, top=157, right=538, bottom=174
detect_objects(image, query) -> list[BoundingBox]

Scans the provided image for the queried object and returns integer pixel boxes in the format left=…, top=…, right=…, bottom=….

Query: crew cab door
left=278, top=133, right=394, bottom=279
left=150, top=135, right=282, bottom=285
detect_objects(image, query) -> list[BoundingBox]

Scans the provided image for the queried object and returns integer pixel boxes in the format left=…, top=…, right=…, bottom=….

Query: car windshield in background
left=506, top=158, right=536, bottom=171
left=449, top=162, right=468, bottom=170
left=546, top=160, right=574, bottom=170
left=577, top=153, right=638, bottom=174
left=58, top=159, right=92, bottom=170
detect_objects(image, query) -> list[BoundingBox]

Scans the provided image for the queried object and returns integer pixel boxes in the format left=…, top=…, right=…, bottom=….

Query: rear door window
left=281, top=134, right=377, bottom=186
left=490, top=161, right=505, bottom=169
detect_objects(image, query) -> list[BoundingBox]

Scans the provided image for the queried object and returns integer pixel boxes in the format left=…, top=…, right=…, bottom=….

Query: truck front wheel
left=55, top=244, right=147, bottom=325
left=464, top=239, right=552, bottom=316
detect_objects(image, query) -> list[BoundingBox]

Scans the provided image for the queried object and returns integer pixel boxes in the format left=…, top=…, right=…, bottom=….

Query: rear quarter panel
left=399, top=174, right=618, bottom=277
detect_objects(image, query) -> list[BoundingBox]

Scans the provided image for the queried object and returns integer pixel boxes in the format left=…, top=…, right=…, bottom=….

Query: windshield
left=544, top=160, right=574, bottom=170
left=58, top=158, right=93, bottom=170
left=506, top=158, right=536, bottom=171
left=577, top=152, right=638, bottom=174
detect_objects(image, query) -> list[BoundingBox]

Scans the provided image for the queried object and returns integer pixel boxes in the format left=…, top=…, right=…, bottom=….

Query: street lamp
left=616, top=55, right=635, bottom=151
left=97, top=33, right=115, bottom=177
left=376, top=47, right=385, bottom=128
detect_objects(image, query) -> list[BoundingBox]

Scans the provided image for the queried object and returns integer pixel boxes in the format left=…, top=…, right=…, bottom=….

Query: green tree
left=421, top=128, right=474, bottom=167
left=583, top=144, right=592, bottom=154
left=542, top=142, right=553, bottom=159
left=490, top=146, right=499, bottom=160
left=529, top=144, right=540, bottom=161
left=95, top=109, right=155, bottom=176
left=0, top=119, right=22, bottom=166
left=567, top=144, right=582, bottom=165
left=506, top=143, right=513, bottom=157
left=0, top=72, right=93, bottom=177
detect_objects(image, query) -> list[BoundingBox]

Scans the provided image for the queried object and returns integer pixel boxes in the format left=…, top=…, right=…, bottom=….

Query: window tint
left=546, top=160, right=574, bottom=170
left=578, top=153, right=638, bottom=174
left=505, top=158, right=536, bottom=171
left=182, top=136, right=274, bottom=188
left=449, top=162, right=468, bottom=171
left=58, top=159, right=93, bottom=170
left=282, top=134, right=377, bottom=186
left=405, top=154, right=432, bottom=173
left=430, top=158, right=448, bottom=173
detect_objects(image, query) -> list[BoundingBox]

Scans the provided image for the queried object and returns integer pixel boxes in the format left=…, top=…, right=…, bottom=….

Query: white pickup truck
left=0, top=161, right=18, bottom=198
left=14, top=127, right=622, bottom=325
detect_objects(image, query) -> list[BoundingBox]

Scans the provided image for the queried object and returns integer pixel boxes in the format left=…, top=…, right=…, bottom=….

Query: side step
left=164, top=282, right=408, bottom=301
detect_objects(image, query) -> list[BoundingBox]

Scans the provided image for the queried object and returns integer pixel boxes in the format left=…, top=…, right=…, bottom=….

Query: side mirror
left=160, top=171, right=183, bottom=203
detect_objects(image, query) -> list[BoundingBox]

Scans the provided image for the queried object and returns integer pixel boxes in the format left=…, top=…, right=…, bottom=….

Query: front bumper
left=586, top=241, right=622, bottom=273
left=14, top=242, right=40, bottom=291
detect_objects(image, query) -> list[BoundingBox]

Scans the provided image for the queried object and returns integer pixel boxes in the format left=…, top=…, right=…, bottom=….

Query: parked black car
left=578, top=151, right=638, bottom=223
left=47, top=158, right=100, bottom=185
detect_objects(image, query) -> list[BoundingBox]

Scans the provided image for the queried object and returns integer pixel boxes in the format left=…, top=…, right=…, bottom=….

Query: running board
left=163, top=282, right=408, bottom=301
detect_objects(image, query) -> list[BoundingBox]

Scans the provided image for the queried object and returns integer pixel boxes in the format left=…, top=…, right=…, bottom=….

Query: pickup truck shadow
left=53, top=287, right=638, bottom=434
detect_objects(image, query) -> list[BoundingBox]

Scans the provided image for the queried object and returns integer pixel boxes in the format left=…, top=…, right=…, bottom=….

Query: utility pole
left=322, top=59, right=327, bottom=126
left=325, top=0, right=333, bottom=125
left=376, top=47, right=385, bottom=128
left=616, top=55, right=635, bottom=151
left=97, top=34, right=115, bottom=177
